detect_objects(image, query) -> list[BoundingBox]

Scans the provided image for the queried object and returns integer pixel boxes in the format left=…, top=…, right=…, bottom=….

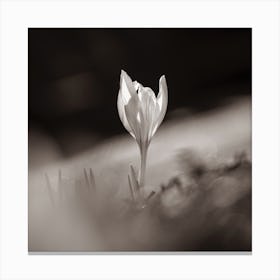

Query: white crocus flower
left=117, top=70, right=168, bottom=189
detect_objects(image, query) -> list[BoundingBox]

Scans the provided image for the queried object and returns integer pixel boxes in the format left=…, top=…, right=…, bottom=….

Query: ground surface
left=29, top=97, right=251, bottom=252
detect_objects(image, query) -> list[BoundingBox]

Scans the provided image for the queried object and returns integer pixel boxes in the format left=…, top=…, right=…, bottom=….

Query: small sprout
left=128, top=175, right=135, bottom=202
left=89, top=168, right=96, bottom=192
left=130, top=165, right=139, bottom=193
left=83, top=168, right=90, bottom=190
left=44, top=173, right=55, bottom=206
left=58, top=169, right=63, bottom=200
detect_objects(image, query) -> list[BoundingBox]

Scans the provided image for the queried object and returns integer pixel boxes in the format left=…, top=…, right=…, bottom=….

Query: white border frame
left=1, top=0, right=279, bottom=279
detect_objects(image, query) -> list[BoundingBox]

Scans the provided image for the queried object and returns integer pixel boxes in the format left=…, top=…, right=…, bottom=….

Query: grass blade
left=44, top=173, right=55, bottom=206
left=58, top=169, right=63, bottom=201
left=89, top=168, right=96, bottom=192
left=83, top=168, right=90, bottom=190
left=130, top=165, right=139, bottom=193
left=128, top=175, right=135, bottom=201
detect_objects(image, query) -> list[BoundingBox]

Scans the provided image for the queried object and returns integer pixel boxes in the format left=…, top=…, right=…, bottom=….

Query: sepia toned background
left=29, top=28, right=251, bottom=167
left=28, top=28, right=251, bottom=251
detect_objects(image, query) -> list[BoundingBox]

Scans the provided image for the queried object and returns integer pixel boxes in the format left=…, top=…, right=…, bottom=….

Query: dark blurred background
left=28, top=28, right=251, bottom=166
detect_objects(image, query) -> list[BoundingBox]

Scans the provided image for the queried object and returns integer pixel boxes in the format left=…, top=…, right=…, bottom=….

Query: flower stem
left=139, top=144, right=148, bottom=189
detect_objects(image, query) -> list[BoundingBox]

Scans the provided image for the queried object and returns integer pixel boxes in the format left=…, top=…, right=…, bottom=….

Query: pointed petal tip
left=151, top=73, right=168, bottom=137
left=120, top=69, right=127, bottom=80
left=120, top=69, right=130, bottom=82
left=121, top=69, right=134, bottom=85
left=121, top=69, right=133, bottom=79
left=158, top=74, right=168, bottom=99
left=159, top=75, right=167, bottom=84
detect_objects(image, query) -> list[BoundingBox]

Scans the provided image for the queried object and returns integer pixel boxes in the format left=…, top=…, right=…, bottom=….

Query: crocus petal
left=132, top=81, right=140, bottom=92
left=157, top=75, right=168, bottom=112
left=117, top=89, right=135, bottom=138
left=151, top=75, right=168, bottom=136
left=124, top=94, right=142, bottom=144
left=138, top=85, right=156, bottom=104
left=148, top=102, right=160, bottom=140
left=120, top=70, right=136, bottom=104
left=137, top=85, right=158, bottom=142
left=117, top=70, right=168, bottom=145
left=117, top=70, right=139, bottom=138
